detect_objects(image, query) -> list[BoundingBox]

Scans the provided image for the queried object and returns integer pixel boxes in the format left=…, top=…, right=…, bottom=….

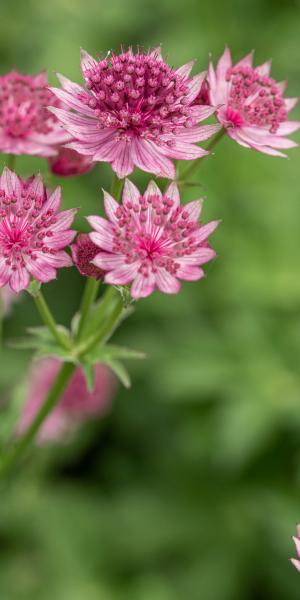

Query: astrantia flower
left=87, top=179, right=219, bottom=299
left=71, top=233, right=104, bottom=279
left=0, top=70, right=68, bottom=157
left=49, top=47, right=221, bottom=179
left=0, top=168, right=76, bottom=293
left=291, top=524, right=300, bottom=573
left=49, top=147, right=94, bottom=177
left=17, top=358, right=115, bottom=443
left=208, top=48, right=300, bottom=156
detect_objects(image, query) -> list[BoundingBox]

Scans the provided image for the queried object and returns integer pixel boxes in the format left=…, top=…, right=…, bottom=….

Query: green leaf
left=105, top=359, right=131, bottom=388
left=81, top=361, right=96, bottom=392
left=86, top=344, right=146, bottom=364
left=26, top=279, right=41, bottom=297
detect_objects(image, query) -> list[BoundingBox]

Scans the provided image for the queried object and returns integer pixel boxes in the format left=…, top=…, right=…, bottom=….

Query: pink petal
left=216, top=47, right=232, bottom=82
left=1, top=167, right=22, bottom=197
left=89, top=229, right=115, bottom=253
left=189, top=105, right=217, bottom=122
left=123, top=178, right=141, bottom=205
left=277, top=121, right=300, bottom=135
left=255, top=60, right=272, bottom=77
left=93, top=252, right=127, bottom=270
left=178, top=247, right=216, bottom=265
left=175, top=61, right=195, bottom=79
left=44, top=251, right=73, bottom=268
left=103, top=191, right=120, bottom=223
left=183, top=199, right=203, bottom=221
left=290, top=559, right=300, bottom=573
left=236, top=51, right=254, bottom=68
left=9, top=267, right=30, bottom=293
left=131, top=273, right=156, bottom=299
left=131, top=138, right=175, bottom=179
left=57, top=73, right=87, bottom=95
left=104, top=262, right=139, bottom=285
left=293, top=536, right=300, bottom=558
left=194, top=220, right=220, bottom=243
left=155, top=269, right=181, bottom=294
left=185, top=72, right=207, bottom=104
left=176, top=265, right=204, bottom=281
left=285, top=98, right=298, bottom=112
left=50, top=86, right=95, bottom=117
left=111, top=141, right=135, bottom=178
left=176, top=123, right=221, bottom=143
left=42, top=187, right=61, bottom=213
left=80, top=48, right=97, bottom=76
left=164, top=181, right=180, bottom=209
left=47, top=230, right=76, bottom=249
left=26, top=259, right=56, bottom=283
left=207, top=61, right=217, bottom=104
left=50, top=209, right=77, bottom=232
left=163, top=141, right=208, bottom=161
left=144, top=179, right=162, bottom=200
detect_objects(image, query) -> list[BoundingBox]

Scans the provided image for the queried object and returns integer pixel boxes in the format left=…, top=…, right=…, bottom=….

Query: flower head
left=207, top=48, right=300, bottom=156
left=291, top=524, right=300, bottom=573
left=0, top=70, right=68, bottom=157
left=71, top=233, right=104, bottom=279
left=87, top=179, right=219, bottom=299
left=49, top=147, right=94, bottom=177
left=0, top=168, right=76, bottom=293
left=50, top=47, right=221, bottom=179
left=17, top=358, right=116, bottom=443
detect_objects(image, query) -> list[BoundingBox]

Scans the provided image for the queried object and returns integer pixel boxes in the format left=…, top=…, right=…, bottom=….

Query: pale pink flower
left=49, top=147, right=94, bottom=177
left=207, top=48, right=300, bottom=156
left=87, top=179, right=219, bottom=299
left=0, top=167, right=76, bottom=293
left=17, top=358, right=116, bottom=443
left=49, top=47, right=221, bottom=179
left=0, top=285, right=20, bottom=315
left=291, top=524, right=300, bottom=573
left=71, top=233, right=104, bottom=279
left=0, top=70, right=68, bottom=157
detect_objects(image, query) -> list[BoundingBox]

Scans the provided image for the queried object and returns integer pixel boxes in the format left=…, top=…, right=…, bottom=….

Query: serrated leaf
left=105, top=359, right=131, bottom=388
left=86, top=344, right=146, bottom=363
left=26, top=279, right=41, bottom=297
left=81, top=361, right=95, bottom=392
left=34, top=344, right=77, bottom=362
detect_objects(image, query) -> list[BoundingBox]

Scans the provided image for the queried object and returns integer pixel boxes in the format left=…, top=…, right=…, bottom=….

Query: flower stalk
left=34, top=291, right=71, bottom=350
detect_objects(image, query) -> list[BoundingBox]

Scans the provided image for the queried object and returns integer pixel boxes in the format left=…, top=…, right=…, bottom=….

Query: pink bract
left=0, top=285, right=20, bottom=315
left=207, top=48, right=300, bottom=156
left=49, top=147, right=94, bottom=177
left=17, top=358, right=116, bottom=443
left=71, top=233, right=104, bottom=279
left=0, top=70, right=68, bottom=157
left=49, top=47, right=221, bottom=179
left=0, top=168, right=76, bottom=293
left=291, top=524, right=300, bottom=573
left=87, top=179, right=219, bottom=299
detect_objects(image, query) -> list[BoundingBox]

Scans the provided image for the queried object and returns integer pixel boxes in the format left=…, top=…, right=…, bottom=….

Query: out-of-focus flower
left=88, top=178, right=219, bottom=299
left=291, top=525, right=300, bottom=572
left=49, top=147, right=94, bottom=177
left=0, top=285, right=19, bottom=316
left=0, top=167, right=76, bottom=293
left=0, top=70, right=68, bottom=157
left=17, top=359, right=116, bottom=443
left=49, top=47, right=221, bottom=179
left=71, top=233, right=104, bottom=279
left=207, top=48, right=300, bottom=156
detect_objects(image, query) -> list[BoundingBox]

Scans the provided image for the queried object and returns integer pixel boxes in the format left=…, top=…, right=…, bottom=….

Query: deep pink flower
left=0, top=167, right=76, bottom=293
left=0, top=70, right=68, bottom=157
left=49, top=147, right=94, bottom=177
left=87, top=179, right=219, bottom=299
left=49, top=47, right=221, bottom=179
left=291, top=525, right=300, bottom=572
left=17, top=358, right=116, bottom=443
left=207, top=48, right=300, bottom=156
left=71, top=233, right=104, bottom=279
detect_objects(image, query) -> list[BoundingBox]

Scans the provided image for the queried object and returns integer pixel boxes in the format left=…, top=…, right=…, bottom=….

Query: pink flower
left=71, top=233, right=104, bottom=279
left=49, top=147, right=94, bottom=177
left=0, top=285, right=20, bottom=315
left=291, top=525, right=300, bottom=572
left=17, top=358, right=116, bottom=443
left=0, top=70, right=68, bottom=157
left=49, top=47, right=221, bottom=179
left=207, top=48, right=300, bottom=156
left=87, top=179, right=219, bottom=299
left=0, top=167, right=76, bottom=293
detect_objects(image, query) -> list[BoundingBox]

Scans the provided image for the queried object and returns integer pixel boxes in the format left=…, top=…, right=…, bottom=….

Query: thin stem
left=110, top=172, right=124, bottom=201
left=76, top=277, right=100, bottom=340
left=6, top=154, right=16, bottom=170
left=34, top=291, right=70, bottom=350
left=0, top=363, right=75, bottom=478
left=179, top=128, right=226, bottom=186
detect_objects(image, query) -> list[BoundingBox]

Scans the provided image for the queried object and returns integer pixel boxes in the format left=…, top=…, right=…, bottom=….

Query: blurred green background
left=0, top=0, right=300, bottom=598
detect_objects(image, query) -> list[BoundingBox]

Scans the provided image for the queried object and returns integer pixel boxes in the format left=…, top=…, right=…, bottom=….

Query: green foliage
left=0, top=0, right=300, bottom=599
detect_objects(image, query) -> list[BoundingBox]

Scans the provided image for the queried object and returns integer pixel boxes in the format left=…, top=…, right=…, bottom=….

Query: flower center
left=225, top=65, right=287, bottom=132
left=79, top=50, right=196, bottom=144
left=0, top=73, right=59, bottom=138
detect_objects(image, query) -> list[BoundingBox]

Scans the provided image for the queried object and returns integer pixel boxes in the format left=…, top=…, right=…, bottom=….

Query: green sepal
left=81, top=361, right=96, bottom=392
left=26, top=279, right=41, bottom=297
left=8, top=325, right=72, bottom=352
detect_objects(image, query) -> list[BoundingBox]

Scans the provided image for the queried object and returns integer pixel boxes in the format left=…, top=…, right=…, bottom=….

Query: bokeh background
left=0, top=0, right=300, bottom=598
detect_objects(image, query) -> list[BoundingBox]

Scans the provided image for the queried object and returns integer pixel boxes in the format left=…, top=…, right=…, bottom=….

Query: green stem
left=34, top=291, right=70, bottom=350
left=179, top=128, right=226, bottom=186
left=0, top=363, right=75, bottom=479
left=76, top=277, right=100, bottom=340
left=110, top=172, right=124, bottom=200
left=6, top=154, right=16, bottom=170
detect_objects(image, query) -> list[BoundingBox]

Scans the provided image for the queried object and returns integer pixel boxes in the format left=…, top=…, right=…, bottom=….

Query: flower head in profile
left=49, top=47, right=221, bottom=179
left=0, top=168, right=76, bottom=292
left=207, top=48, right=300, bottom=156
left=71, top=233, right=104, bottom=279
left=291, top=524, right=300, bottom=573
left=0, top=70, right=68, bottom=157
left=49, top=147, right=94, bottom=177
left=87, top=179, right=219, bottom=299
left=17, top=359, right=116, bottom=443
